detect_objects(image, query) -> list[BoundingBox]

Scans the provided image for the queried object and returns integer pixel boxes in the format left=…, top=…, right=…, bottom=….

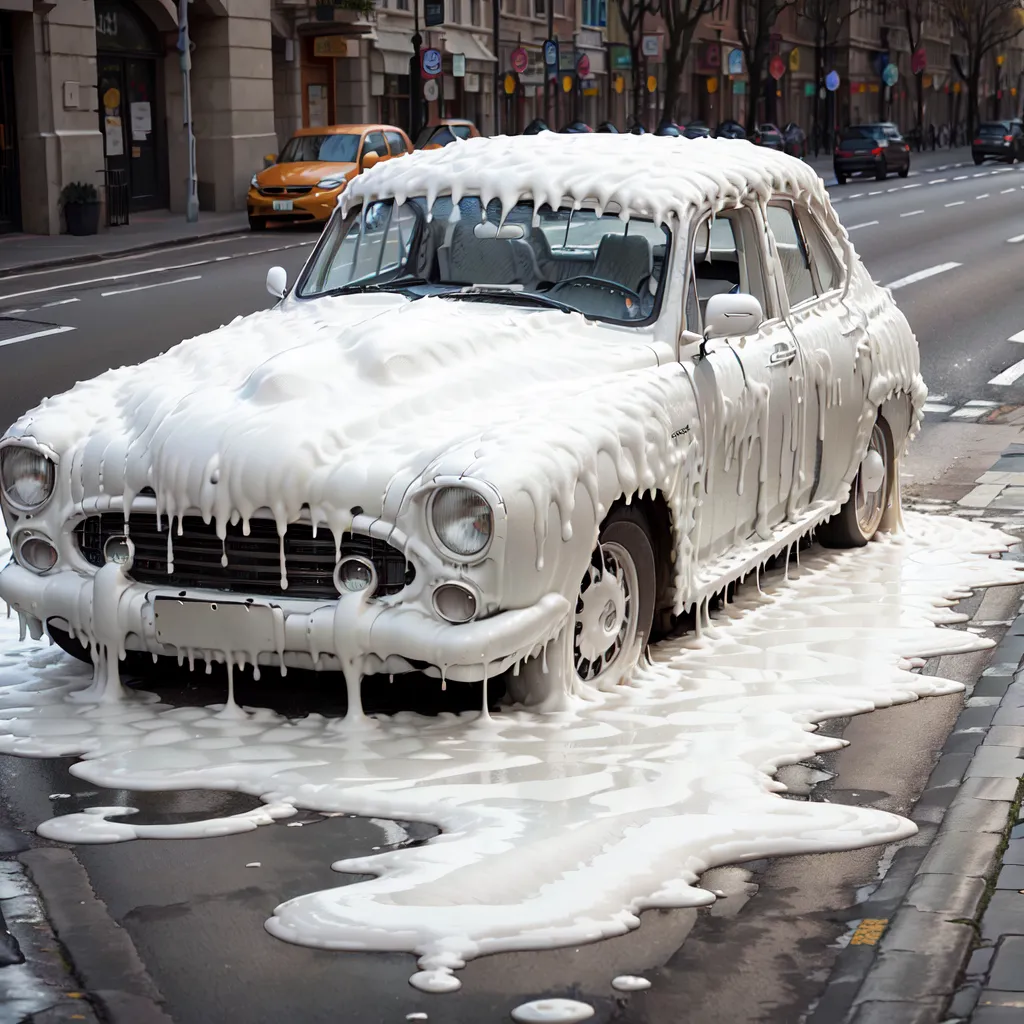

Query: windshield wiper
left=328, top=276, right=431, bottom=297
left=438, top=285, right=574, bottom=314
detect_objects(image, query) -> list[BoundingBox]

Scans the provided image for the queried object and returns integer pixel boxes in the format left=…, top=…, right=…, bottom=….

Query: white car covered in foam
left=0, top=133, right=924, bottom=706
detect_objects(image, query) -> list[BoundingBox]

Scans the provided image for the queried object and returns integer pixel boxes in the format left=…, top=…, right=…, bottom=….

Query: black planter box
left=64, top=200, right=100, bottom=236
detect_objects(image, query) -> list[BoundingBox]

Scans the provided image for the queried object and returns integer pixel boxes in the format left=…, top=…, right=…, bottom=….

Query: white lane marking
left=903, top=183, right=922, bottom=189
left=927, top=394, right=948, bottom=402
left=1002, top=188, right=1017, bottom=194
left=885, top=262, right=961, bottom=291
left=849, top=193, right=864, bottom=198
left=0, top=241, right=311, bottom=302
left=973, top=172, right=987, bottom=178
left=100, top=274, right=202, bottom=298
left=990, top=357, right=1024, bottom=386
left=887, top=187, right=899, bottom=193
left=954, top=175, right=968, bottom=180
left=0, top=325, right=76, bottom=349
left=1010, top=330, right=1024, bottom=343
left=930, top=178, right=948, bottom=184
left=946, top=201, right=965, bottom=207
left=847, top=221, right=880, bottom=231
left=900, top=210, right=924, bottom=217
left=1009, top=234, right=1024, bottom=243
left=869, top=190, right=883, bottom=195
left=41, top=297, right=80, bottom=308
left=923, top=402, right=955, bottom=413
left=977, top=194, right=990, bottom=199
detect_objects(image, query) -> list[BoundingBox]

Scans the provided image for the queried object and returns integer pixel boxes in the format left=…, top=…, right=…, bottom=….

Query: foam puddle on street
left=0, top=512, right=1019, bottom=995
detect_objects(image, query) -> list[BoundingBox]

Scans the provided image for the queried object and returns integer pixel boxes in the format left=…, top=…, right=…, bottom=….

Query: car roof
left=292, top=124, right=407, bottom=137
left=342, top=133, right=830, bottom=224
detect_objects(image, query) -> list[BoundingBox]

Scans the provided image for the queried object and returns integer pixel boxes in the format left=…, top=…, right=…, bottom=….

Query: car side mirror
left=361, top=150, right=380, bottom=171
left=263, top=152, right=277, bottom=169
left=703, top=292, right=763, bottom=341
left=266, top=266, right=287, bottom=299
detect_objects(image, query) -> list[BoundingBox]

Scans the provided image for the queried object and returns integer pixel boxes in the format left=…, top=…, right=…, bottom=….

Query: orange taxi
left=415, top=119, right=481, bottom=150
left=248, top=123, right=412, bottom=230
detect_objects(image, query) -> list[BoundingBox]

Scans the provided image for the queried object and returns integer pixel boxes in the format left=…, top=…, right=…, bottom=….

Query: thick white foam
left=611, top=976, right=651, bottom=992
left=510, top=999, right=595, bottom=1023
left=0, top=513, right=1017, bottom=994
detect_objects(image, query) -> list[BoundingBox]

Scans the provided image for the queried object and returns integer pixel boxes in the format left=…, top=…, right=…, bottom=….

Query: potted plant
left=60, top=182, right=101, bottom=236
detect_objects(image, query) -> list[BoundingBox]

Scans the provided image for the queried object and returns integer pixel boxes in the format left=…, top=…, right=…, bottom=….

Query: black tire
left=875, top=163, right=887, bottom=181
left=974, top=155, right=984, bottom=166
left=818, top=417, right=894, bottom=549
left=249, top=217, right=268, bottom=231
left=48, top=623, right=92, bottom=664
left=898, top=162, right=910, bottom=178
left=573, top=504, right=657, bottom=686
left=836, top=172, right=847, bottom=185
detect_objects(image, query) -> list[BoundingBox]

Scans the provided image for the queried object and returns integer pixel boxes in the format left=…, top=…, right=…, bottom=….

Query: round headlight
left=0, top=445, right=56, bottom=511
left=15, top=534, right=57, bottom=573
left=250, top=173, right=259, bottom=187
left=103, top=535, right=134, bottom=568
left=432, top=582, right=478, bottom=624
left=334, top=555, right=377, bottom=595
left=317, top=178, right=345, bottom=189
left=429, top=486, right=492, bottom=558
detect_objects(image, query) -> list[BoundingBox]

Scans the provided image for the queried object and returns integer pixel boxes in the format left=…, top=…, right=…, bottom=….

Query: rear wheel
left=898, top=162, right=910, bottom=178
left=573, top=505, right=656, bottom=688
left=974, top=154, right=984, bottom=165
left=836, top=172, right=847, bottom=185
left=249, top=217, right=268, bottom=231
left=875, top=163, right=887, bottom=181
left=818, top=418, right=893, bottom=549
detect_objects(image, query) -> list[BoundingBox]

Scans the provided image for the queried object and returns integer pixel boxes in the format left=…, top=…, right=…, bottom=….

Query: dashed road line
left=101, top=274, right=202, bottom=298
left=946, top=201, right=965, bottom=207
left=954, top=175, right=968, bottom=180
left=885, top=262, right=961, bottom=290
left=1009, top=234, right=1024, bottom=244
left=977, top=193, right=990, bottom=199
left=1010, top=330, right=1024, bottom=343
left=847, top=221, right=880, bottom=231
left=900, top=210, right=924, bottom=217
left=0, top=325, right=76, bottom=349
left=1002, top=188, right=1016, bottom=194
left=930, top=178, right=948, bottom=184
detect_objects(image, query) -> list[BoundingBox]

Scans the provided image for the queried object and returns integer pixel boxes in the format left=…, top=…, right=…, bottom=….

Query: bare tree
left=799, top=0, right=862, bottom=152
left=619, top=0, right=660, bottom=126
left=662, top=0, right=723, bottom=124
left=736, top=0, right=798, bottom=132
left=891, top=0, right=928, bottom=147
left=940, top=0, right=1024, bottom=137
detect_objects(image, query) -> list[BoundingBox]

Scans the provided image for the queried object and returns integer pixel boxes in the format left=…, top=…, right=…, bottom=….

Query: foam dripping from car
left=0, top=513, right=1020, bottom=994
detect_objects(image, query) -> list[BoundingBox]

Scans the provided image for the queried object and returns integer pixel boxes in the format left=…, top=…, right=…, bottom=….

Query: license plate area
left=272, top=199, right=294, bottom=211
left=153, top=597, right=278, bottom=653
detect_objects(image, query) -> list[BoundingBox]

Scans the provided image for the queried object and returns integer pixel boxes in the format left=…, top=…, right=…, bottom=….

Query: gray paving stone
left=965, top=946, right=997, bottom=978
left=879, top=909, right=974, bottom=959
left=906, top=873, right=986, bottom=917
left=982, top=890, right=1024, bottom=942
left=986, top=725, right=1024, bottom=749
left=943, top=731, right=985, bottom=756
left=848, top=1000, right=946, bottom=1024
left=989, top=936, right=1024, bottom=991
left=965, top=746, right=1024, bottom=779
left=947, top=982, right=983, bottom=1018
left=920, top=832, right=1001, bottom=876
left=1005, top=839, right=1024, bottom=865
left=939, top=795, right=1012, bottom=834
left=960, top=777, right=1020, bottom=802
left=975, top=675, right=1016, bottom=698
left=855, top=950, right=964, bottom=1002
left=993, top=705, right=1024, bottom=727
left=957, top=706, right=1000, bottom=730
left=927, top=753, right=973, bottom=789
left=1013, top=822, right=1024, bottom=840
left=995, top=864, right=1024, bottom=889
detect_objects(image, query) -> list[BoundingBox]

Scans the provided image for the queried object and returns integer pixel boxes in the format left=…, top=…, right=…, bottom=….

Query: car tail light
left=975, top=138, right=983, bottom=145
left=870, top=146, right=883, bottom=155
left=1005, top=135, right=1014, bottom=142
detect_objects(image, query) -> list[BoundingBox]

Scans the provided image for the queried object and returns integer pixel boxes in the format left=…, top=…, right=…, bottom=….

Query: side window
left=799, top=213, right=843, bottom=295
left=766, top=203, right=815, bottom=307
left=452, top=124, right=472, bottom=139
left=385, top=131, right=407, bottom=155
left=364, top=132, right=388, bottom=157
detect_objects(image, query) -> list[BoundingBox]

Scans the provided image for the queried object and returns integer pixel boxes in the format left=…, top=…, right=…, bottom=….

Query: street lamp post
left=410, top=0, right=423, bottom=140
left=177, top=0, right=198, bottom=224
left=492, top=0, right=501, bottom=133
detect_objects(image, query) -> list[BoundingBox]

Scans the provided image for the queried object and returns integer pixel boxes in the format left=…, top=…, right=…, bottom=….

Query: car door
left=687, top=205, right=802, bottom=565
left=764, top=198, right=864, bottom=512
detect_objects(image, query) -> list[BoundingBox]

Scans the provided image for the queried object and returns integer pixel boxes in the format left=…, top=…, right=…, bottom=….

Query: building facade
left=0, top=0, right=1020, bottom=237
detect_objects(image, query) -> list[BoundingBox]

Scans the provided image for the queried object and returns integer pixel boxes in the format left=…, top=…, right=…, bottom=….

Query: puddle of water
left=0, top=513, right=1020, bottom=992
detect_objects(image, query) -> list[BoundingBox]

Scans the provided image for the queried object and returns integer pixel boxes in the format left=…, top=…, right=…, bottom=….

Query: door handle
left=769, top=343, right=797, bottom=366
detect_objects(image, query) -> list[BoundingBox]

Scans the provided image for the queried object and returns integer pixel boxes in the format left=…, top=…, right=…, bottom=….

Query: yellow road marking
left=850, top=918, right=889, bottom=945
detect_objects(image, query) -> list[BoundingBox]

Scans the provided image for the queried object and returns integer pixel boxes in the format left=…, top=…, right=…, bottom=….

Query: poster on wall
left=104, top=115, right=124, bottom=156
left=130, top=101, right=151, bottom=137
left=307, top=84, right=328, bottom=127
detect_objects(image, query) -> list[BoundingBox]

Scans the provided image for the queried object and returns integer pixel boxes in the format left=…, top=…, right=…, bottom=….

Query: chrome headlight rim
left=317, top=177, right=346, bottom=190
left=13, top=529, right=58, bottom=575
left=427, top=483, right=494, bottom=563
left=0, top=441, right=57, bottom=514
left=431, top=580, right=479, bottom=624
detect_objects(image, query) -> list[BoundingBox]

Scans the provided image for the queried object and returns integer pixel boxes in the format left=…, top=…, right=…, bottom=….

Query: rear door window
left=766, top=203, right=815, bottom=307
left=364, top=131, right=388, bottom=157
left=385, top=131, right=407, bottom=155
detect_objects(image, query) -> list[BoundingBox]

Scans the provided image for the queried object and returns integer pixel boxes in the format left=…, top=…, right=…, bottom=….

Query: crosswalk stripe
left=990, top=358, right=1024, bottom=386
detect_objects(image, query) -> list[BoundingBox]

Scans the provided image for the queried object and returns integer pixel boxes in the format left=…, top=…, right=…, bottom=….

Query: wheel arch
left=606, top=490, right=675, bottom=613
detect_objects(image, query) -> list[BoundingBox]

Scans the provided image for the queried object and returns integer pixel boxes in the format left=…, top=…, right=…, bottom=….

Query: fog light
left=103, top=535, right=134, bottom=568
left=334, top=555, right=377, bottom=595
left=15, top=534, right=57, bottom=573
left=432, top=582, right=477, bottom=624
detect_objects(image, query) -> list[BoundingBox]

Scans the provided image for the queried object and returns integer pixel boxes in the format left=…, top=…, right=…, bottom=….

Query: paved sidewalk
left=0, top=209, right=250, bottom=276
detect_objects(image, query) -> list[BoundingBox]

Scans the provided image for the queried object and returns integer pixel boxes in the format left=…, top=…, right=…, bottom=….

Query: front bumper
left=246, top=187, right=342, bottom=225
left=0, top=561, right=570, bottom=683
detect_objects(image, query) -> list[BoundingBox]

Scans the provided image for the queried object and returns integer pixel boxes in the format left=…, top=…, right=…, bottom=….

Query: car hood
left=259, top=162, right=357, bottom=187
left=7, top=296, right=677, bottom=532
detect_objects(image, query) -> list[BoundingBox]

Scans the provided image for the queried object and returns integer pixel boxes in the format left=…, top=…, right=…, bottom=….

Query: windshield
left=415, top=124, right=472, bottom=147
left=297, top=196, right=672, bottom=325
left=979, top=122, right=1011, bottom=135
left=278, top=134, right=360, bottom=164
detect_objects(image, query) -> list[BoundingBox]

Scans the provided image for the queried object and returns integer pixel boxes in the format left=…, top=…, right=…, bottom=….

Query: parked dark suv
left=834, top=123, right=911, bottom=183
left=972, top=120, right=1024, bottom=164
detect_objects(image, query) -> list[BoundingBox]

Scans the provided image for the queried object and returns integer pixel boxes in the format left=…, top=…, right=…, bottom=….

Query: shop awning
left=374, top=29, right=415, bottom=76
left=442, top=29, right=496, bottom=63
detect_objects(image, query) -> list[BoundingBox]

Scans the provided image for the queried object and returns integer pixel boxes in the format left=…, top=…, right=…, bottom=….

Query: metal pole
left=410, top=0, right=423, bottom=140
left=545, top=0, right=554, bottom=123
left=178, top=0, right=198, bottom=223
left=492, top=0, right=500, bottom=133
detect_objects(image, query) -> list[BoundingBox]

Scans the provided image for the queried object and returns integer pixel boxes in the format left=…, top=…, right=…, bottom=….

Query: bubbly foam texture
left=510, top=999, right=595, bottom=1023
left=611, top=976, right=651, bottom=992
left=0, top=513, right=1015, bottom=993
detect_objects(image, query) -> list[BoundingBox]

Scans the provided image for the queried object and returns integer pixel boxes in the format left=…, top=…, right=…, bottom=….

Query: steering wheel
left=547, top=276, right=643, bottom=310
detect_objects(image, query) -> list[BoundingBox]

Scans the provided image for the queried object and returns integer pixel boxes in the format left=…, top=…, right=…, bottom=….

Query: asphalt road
left=0, top=164, right=1023, bottom=1024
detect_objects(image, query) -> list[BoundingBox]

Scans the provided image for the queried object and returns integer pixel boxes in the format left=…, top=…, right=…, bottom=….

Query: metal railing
left=101, top=167, right=129, bottom=227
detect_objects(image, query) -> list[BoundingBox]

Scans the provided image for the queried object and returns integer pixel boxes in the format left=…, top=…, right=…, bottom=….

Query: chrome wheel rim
left=856, top=423, right=888, bottom=537
left=574, top=540, right=638, bottom=683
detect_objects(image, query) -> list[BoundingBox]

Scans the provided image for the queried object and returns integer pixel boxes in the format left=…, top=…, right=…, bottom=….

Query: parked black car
left=560, top=121, right=593, bottom=133
left=655, top=119, right=681, bottom=136
left=972, top=120, right=1024, bottom=164
left=683, top=120, right=711, bottom=139
left=751, top=123, right=785, bottom=149
left=596, top=121, right=619, bottom=133
left=523, top=119, right=551, bottom=135
left=833, top=123, right=911, bottom=183
left=782, top=122, right=808, bottom=157
left=715, top=119, right=746, bottom=139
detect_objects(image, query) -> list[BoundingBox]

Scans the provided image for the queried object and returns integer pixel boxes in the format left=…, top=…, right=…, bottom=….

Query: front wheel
left=573, top=505, right=656, bottom=688
left=875, top=164, right=887, bottom=181
left=818, top=418, right=893, bottom=549
left=836, top=172, right=847, bottom=185
left=974, top=155, right=984, bottom=166
left=898, top=163, right=910, bottom=178
left=249, top=217, right=268, bottom=232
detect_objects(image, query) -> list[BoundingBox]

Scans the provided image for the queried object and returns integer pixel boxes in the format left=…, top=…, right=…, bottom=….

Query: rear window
left=979, top=122, right=1011, bottom=135
left=278, top=134, right=360, bottom=163
left=842, top=126, right=881, bottom=141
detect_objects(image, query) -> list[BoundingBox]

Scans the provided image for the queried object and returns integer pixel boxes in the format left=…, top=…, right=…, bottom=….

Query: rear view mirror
left=704, top=292, right=763, bottom=340
left=263, top=153, right=277, bottom=169
left=266, top=266, right=287, bottom=299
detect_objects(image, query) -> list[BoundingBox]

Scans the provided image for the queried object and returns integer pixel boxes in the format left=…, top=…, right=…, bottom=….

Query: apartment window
left=581, top=0, right=605, bottom=27
left=397, top=0, right=409, bottom=9
left=470, top=0, right=480, bottom=22
left=535, top=0, right=546, bottom=16
left=451, top=0, right=461, bottom=19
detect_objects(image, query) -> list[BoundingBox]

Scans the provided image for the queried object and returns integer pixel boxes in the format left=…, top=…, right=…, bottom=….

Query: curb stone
left=807, top=558, right=1024, bottom=1024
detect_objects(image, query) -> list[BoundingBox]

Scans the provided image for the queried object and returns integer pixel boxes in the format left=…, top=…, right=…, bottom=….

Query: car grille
left=259, top=185, right=312, bottom=196
left=74, top=513, right=414, bottom=600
